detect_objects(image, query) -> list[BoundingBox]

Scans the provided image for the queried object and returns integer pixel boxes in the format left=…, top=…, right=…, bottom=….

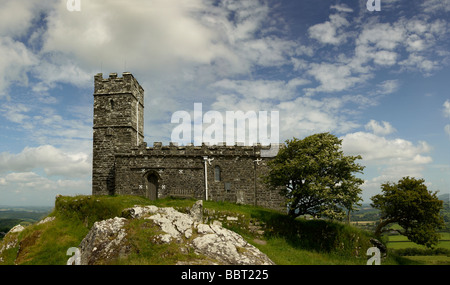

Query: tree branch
left=374, top=218, right=397, bottom=237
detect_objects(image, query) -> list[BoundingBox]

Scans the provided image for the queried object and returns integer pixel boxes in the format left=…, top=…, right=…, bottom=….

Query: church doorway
left=146, top=173, right=159, bottom=200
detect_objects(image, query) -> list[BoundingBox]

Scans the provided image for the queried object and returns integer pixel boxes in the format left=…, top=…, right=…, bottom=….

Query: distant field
left=387, top=232, right=450, bottom=250
left=0, top=207, right=52, bottom=237
left=402, top=255, right=450, bottom=265
left=386, top=232, right=450, bottom=265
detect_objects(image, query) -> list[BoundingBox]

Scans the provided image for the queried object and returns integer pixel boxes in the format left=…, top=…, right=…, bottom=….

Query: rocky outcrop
left=0, top=224, right=25, bottom=263
left=8, top=224, right=25, bottom=233
left=75, top=201, right=274, bottom=265
left=78, top=217, right=131, bottom=265
left=37, top=217, right=55, bottom=225
left=191, top=220, right=273, bottom=265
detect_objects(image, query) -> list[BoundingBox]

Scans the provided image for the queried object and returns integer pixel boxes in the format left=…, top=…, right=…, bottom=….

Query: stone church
left=92, top=72, right=285, bottom=211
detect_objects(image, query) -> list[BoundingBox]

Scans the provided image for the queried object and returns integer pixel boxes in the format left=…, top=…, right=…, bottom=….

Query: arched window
left=214, top=165, right=221, bottom=182
left=110, top=99, right=115, bottom=110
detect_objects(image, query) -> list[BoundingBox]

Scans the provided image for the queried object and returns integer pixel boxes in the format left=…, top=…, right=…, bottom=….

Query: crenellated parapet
left=119, top=142, right=284, bottom=158
left=94, top=72, right=144, bottom=104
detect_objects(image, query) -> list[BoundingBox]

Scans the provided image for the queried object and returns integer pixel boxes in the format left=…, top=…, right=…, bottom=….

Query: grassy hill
left=0, top=195, right=416, bottom=265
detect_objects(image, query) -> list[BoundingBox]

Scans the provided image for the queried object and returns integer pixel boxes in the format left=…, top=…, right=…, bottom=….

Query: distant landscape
left=0, top=206, right=52, bottom=239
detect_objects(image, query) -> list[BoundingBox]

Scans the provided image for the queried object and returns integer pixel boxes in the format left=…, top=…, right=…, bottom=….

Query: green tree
left=264, top=133, right=365, bottom=220
left=371, top=177, right=445, bottom=248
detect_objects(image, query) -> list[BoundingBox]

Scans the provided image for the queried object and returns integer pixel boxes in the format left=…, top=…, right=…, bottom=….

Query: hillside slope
left=0, top=195, right=381, bottom=265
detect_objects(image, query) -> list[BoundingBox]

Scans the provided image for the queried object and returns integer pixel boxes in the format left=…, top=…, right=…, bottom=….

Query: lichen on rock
left=73, top=201, right=274, bottom=265
left=78, top=217, right=130, bottom=265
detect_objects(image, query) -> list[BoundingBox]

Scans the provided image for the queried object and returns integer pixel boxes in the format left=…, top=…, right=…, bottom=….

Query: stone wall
left=114, top=143, right=286, bottom=211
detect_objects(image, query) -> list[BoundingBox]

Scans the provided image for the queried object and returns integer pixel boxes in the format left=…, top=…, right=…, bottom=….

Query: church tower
left=92, top=72, right=144, bottom=195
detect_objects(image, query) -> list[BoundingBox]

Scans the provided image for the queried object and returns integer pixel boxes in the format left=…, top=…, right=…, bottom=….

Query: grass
left=204, top=200, right=376, bottom=264
left=387, top=232, right=450, bottom=250
left=384, top=231, right=450, bottom=265
left=0, top=195, right=416, bottom=265
left=402, top=255, right=450, bottom=265
left=250, top=236, right=368, bottom=265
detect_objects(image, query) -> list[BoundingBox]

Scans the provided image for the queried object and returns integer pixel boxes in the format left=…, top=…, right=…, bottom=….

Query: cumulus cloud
left=308, top=14, right=350, bottom=45
left=341, top=132, right=432, bottom=165
left=42, top=0, right=229, bottom=70
left=0, top=145, right=91, bottom=178
left=0, top=0, right=55, bottom=97
left=365, top=120, right=396, bottom=136
left=208, top=77, right=364, bottom=142
left=0, top=37, right=38, bottom=97
left=39, top=0, right=297, bottom=85
left=376, top=80, right=399, bottom=95
left=0, top=0, right=45, bottom=37
left=276, top=96, right=359, bottom=138
left=341, top=131, right=433, bottom=199
left=304, top=62, right=369, bottom=95
left=0, top=171, right=90, bottom=206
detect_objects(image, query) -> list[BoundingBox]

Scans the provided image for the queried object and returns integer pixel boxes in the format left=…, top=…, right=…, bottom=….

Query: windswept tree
left=371, top=177, right=445, bottom=248
left=264, top=133, right=365, bottom=220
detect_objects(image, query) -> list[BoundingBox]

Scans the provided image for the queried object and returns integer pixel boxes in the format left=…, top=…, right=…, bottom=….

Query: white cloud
left=275, top=96, right=360, bottom=139
left=351, top=17, right=447, bottom=76
left=330, top=4, right=353, bottom=13
left=0, top=37, right=38, bottom=97
left=445, top=100, right=450, bottom=139
left=341, top=132, right=432, bottom=165
left=0, top=103, right=31, bottom=126
left=308, top=14, right=350, bottom=45
left=0, top=102, right=92, bottom=152
left=0, top=171, right=90, bottom=206
left=341, top=131, right=433, bottom=200
left=357, top=22, right=404, bottom=51
left=208, top=77, right=364, bottom=141
left=365, top=120, right=397, bottom=136
left=443, top=100, right=450, bottom=118
left=0, top=0, right=47, bottom=37
left=376, top=80, right=399, bottom=95
left=42, top=0, right=230, bottom=71
left=304, top=63, right=369, bottom=95
left=445, top=125, right=450, bottom=138
left=399, top=54, right=438, bottom=74
left=39, top=0, right=295, bottom=83
left=211, top=78, right=309, bottom=101
left=422, top=0, right=450, bottom=13
left=0, top=145, right=91, bottom=179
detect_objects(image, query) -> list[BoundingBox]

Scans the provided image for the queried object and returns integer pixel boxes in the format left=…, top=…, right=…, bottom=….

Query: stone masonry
left=92, top=72, right=285, bottom=211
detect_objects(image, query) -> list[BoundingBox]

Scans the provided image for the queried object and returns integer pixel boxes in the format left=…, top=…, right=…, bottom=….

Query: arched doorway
left=146, top=173, right=159, bottom=201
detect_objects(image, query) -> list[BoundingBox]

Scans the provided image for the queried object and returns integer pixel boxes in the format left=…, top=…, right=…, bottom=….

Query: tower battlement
left=94, top=72, right=144, bottom=101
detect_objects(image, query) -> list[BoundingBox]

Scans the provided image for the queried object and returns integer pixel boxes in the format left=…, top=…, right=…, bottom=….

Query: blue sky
left=0, top=0, right=449, bottom=206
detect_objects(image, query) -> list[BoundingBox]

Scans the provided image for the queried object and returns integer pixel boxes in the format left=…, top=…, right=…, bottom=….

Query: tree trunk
left=374, top=218, right=395, bottom=237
